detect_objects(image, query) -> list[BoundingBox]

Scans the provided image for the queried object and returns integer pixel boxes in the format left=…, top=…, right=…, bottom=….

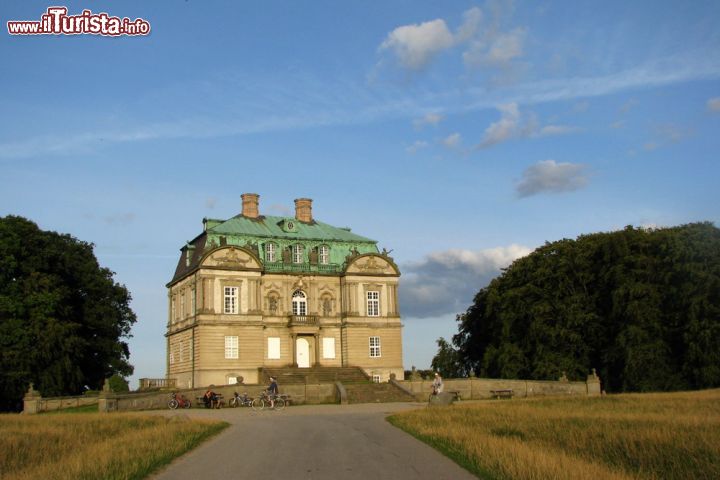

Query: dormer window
left=266, top=242, right=277, bottom=262
left=292, top=244, right=304, bottom=264
left=319, top=245, right=329, bottom=265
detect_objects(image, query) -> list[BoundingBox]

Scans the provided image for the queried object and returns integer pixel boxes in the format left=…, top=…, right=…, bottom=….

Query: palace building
left=166, top=193, right=403, bottom=387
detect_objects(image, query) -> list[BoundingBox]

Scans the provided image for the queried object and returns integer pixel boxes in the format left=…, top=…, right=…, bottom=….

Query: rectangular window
left=367, top=291, right=380, bottom=317
left=372, top=375, right=381, bottom=383
left=268, top=337, right=281, bottom=359
left=225, top=336, right=239, bottom=359
left=322, top=337, right=336, bottom=359
left=171, top=297, right=176, bottom=323
left=180, top=293, right=185, bottom=318
left=293, top=244, right=304, bottom=264
left=228, top=376, right=238, bottom=385
left=191, top=289, right=196, bottom=316
left=224, top=286, right=238, bottom=314
left=369, top=336, right=381, bottom=358
left=266, top=243, right=276, bottom=262
left=319, top=245, right=329, bottom=265
left=169, top=352, right=175, bottom=365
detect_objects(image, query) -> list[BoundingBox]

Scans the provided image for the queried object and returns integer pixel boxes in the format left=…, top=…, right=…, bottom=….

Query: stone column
left=23, top=383, right=41, bottom=414
left=586, top=368, right=601, bottom=396
left=291, top=334, right=298, bottom=367
left=314, top=334, right=320, bottom=366
left=98, top=378, right=118, bottom=413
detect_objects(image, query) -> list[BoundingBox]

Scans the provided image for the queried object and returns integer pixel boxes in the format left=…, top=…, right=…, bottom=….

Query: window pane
left=268, top=337, right=281, bottom=359
left=293, top=244, right=304, bottom=263
left=367, top=291, right=380, bottom=317
left=322, top=337, right=336, bottom=359
left=224, top=286, right=238, bottom=314
left=266, top=243, right=276, bottom=262
left=319, top=245, right=329, bottom=264
left=225, top=336, right=238, bottom=359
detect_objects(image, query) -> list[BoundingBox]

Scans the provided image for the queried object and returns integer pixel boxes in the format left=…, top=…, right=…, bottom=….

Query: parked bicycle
left=167, top=392, right=191, bottom=409
left=229, top=392, right=253, bottom=408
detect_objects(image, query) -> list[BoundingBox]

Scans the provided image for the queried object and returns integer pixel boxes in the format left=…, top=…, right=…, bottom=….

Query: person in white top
left=432, top=372, right=444, bottom=395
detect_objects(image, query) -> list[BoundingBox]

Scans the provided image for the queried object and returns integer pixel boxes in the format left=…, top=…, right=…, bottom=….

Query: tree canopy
left=446, top=222, right=720, bottom=393
left=0, top=216, right=136, bottom=410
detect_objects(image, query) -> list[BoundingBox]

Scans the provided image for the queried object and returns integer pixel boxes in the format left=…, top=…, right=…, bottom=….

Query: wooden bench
left=490, top=389, right=514, bottom=399
left=196, top=394, right=224, bottom=408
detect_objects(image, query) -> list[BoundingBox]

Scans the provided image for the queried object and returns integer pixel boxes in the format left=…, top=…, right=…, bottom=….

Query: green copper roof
left=209, top=215, right=377, bottom=244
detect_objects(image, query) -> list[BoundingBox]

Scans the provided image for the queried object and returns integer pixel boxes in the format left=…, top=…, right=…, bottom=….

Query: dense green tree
left=430, top=337, right=468, bottom=378
left=451, top=223, right=720, bottom=392
left=0, top=216, right=136, bottom=410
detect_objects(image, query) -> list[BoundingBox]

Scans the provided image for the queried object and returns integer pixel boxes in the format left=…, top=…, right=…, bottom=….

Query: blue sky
left=2, top=1, right=719, bottom=387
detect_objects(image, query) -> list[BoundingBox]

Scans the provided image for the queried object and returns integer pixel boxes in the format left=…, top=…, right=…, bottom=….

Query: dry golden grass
left=388, top=389, right=720, bottom=480
left=0, top=412, right=227, bottom=480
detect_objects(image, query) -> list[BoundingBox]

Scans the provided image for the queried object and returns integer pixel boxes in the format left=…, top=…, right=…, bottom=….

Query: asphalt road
left=149, top=402, right=477, bottom=480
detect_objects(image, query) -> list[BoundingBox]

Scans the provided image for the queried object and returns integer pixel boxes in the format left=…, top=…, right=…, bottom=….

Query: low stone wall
left=400, top=376, right=597, bottom=400
left=99, top=381, right=339, bottom=412
left=23, top=394, right=99, bottom=414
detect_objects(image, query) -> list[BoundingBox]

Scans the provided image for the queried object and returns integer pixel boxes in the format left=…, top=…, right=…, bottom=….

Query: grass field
left=388, top=389, right=720, bottom=480
left=0, top=412, right=227, bottom=480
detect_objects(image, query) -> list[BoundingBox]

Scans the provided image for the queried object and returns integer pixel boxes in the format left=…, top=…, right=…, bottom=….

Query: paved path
left=149, top=402, right=477, bottom=480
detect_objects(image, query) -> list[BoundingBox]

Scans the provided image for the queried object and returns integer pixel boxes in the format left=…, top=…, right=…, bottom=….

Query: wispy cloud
left=1, top=52, right=718, bottom=160
left=400, top=244, right=532, bottom=317
left=442, top=132, right=462, bottom=148
left=478, top=103, right=575, bottom=148
left=406, top=140, right=429, bottom=154
left=516, top=160, right=589, bottom=197
left=413, top=112, right=444, bottom=128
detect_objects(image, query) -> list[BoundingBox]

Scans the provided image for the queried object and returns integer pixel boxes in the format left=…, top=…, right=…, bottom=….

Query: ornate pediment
left=202, top=247, right=260, bottom=269
left=346, top=254, right=398, bottom=275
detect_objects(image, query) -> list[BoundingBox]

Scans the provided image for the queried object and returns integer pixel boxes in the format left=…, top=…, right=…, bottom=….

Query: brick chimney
left=294, top=198, right=313, bottom=223
left=241, top=193, right=260, bottom=218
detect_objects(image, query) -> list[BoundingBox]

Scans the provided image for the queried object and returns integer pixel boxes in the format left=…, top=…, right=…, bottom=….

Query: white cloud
left=464, top=27, right=526, bottom=67
left=400, top=244, right=532, bottom=318
left=413, top=112, right=444, bottom=128
left=479, top=103, right=575, bottom=148
left=516, top=160, right=588, bottom=197
left=406, top=140, right=429, bottom=154
left=442, top=132, right=462, bottom=148
left=379, top=19, right=455, bottom=70
left=706, top=97, right=720, bottom=112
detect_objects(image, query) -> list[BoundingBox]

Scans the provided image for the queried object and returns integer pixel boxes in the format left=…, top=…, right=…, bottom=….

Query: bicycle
left=168, top=392, right=191, bottom=409
left=253, top=390, right=286, bottom=411
left=229, top=392, right=253, bottom=408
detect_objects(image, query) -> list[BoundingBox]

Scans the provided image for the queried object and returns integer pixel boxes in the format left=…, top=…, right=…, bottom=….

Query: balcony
left=138, top=378, right=177, bottom=391
left=288, top=315, right=318, bottom=326
left=264, top=262, right=342, bottom=274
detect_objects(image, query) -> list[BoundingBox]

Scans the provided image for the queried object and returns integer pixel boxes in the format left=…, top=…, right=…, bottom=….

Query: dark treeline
left=446, top=222, right=720, bottom=392
left=0, top=216, right=136, bottom=411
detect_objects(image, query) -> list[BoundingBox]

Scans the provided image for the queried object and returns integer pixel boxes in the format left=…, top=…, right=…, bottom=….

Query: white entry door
left=296, top=338, right=310, bottom=368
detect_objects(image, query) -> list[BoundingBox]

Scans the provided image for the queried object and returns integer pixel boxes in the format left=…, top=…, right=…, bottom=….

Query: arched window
left=265, top=242, right=277, bottom=262
left=292, top=244, right=304, bottom=264
left=319, top=245, right=329, bottom=265
left=292, top=290, right=307, bottom=316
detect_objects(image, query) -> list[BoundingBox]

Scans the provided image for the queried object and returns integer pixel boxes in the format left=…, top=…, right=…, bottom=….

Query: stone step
left=261, top=367, right=370, bottom=385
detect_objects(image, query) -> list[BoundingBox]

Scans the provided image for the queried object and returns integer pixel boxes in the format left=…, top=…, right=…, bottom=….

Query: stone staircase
left=260, top=366, right=370, bottom=385
left=344, top=382, right=416, bottom=404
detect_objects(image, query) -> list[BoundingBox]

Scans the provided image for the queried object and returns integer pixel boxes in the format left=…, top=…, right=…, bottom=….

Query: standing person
left=432, top=372, right=444, bottom=396
left=267, top=376, right=279, bottom=409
